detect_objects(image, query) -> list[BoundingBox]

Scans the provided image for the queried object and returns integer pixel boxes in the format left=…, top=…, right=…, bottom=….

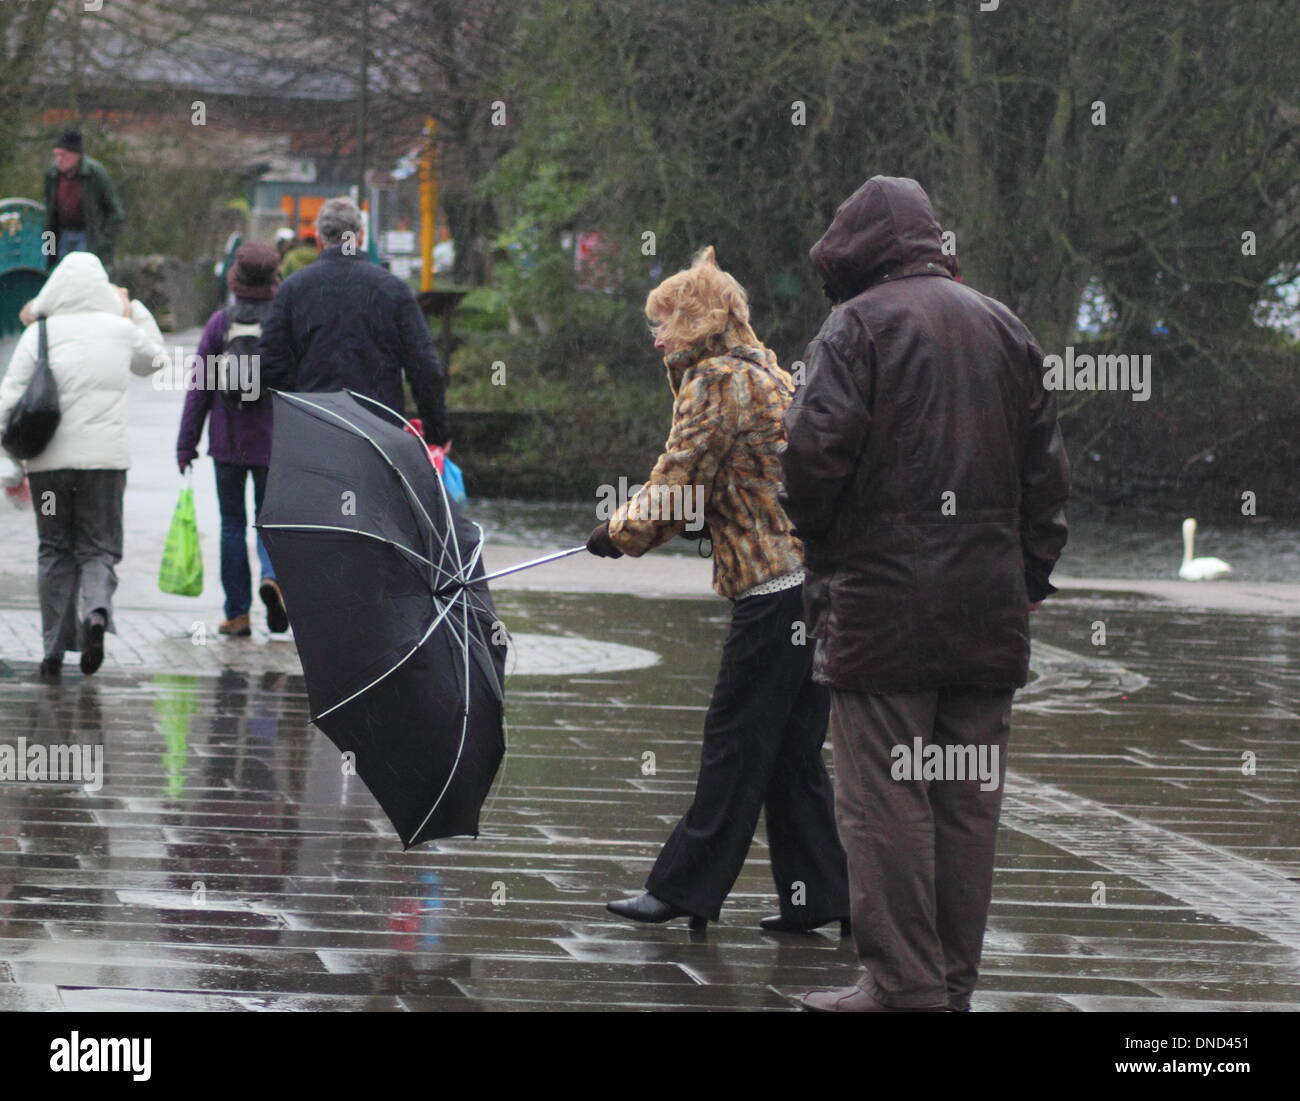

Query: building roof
left=33, top=6, right=363, bottom=102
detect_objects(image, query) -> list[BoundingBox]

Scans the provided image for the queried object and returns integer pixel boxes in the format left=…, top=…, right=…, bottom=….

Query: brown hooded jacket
left=780, top=176, right=1070, bottom=693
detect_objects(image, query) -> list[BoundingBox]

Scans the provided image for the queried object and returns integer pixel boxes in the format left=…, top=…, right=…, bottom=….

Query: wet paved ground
left=1, top=586, right=1298, bottom=1012
left=1, top=353, right=1298, bottom=1012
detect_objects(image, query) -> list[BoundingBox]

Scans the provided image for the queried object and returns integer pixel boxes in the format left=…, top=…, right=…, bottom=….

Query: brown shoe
left=800, top=985, right=947, bottom=1012
left=219, top=613, right=252, bottom=637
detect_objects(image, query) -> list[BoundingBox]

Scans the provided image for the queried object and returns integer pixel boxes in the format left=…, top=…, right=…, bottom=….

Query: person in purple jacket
left=176, top=242, right=288, bottom=637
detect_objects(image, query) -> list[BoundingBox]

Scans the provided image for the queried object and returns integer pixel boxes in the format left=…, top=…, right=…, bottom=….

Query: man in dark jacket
left=43, top=130, right=124, bottom=267
left=257, top=197, right=451, bottom=446
left=781, top=176, right=1070, bottom=1013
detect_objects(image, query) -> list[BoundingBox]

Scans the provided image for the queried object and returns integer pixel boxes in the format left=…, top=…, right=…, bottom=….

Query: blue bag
left=442, top=456, right=467, bottom=503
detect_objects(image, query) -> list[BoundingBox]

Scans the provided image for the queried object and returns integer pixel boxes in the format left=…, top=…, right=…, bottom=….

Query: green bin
left=0, top=198, right=49, bottom=341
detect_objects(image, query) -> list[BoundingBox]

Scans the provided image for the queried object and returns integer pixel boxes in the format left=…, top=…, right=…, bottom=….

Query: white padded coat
left=0, top=252, right=166, bottom=472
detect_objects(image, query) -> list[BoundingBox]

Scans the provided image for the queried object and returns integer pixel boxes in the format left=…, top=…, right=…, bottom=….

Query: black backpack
left=216, top=299, right=272, bottom=412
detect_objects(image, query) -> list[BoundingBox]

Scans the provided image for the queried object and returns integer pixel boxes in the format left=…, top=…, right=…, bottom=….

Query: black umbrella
left=257, top=389, right=509, bottom=847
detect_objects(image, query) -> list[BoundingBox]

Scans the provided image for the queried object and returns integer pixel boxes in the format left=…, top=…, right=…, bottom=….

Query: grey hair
left=316, top=197, right=363, bottom=247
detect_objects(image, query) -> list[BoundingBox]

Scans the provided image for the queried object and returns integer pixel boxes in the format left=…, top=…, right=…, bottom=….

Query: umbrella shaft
left=436, top=545, right=588, bottom=596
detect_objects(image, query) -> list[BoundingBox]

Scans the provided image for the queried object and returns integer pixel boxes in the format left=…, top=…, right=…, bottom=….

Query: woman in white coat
left=0, top=252, right=166, bottom=676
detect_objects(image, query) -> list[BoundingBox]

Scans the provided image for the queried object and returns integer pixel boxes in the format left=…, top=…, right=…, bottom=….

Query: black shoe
left=260, top=579, right=289, bottom=633
left=39, top=656, right=62, bottom=678
left=80, top=611, right=106, bottom=675
left=760, top=914, right=851, bottom=935
left=606, top=892, right=708, bottom=931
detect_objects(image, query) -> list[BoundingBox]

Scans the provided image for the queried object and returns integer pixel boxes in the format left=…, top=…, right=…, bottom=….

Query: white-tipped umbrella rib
left=313, top=589, right=463, bottom=722
left=259, top=522, right=438, bottom=570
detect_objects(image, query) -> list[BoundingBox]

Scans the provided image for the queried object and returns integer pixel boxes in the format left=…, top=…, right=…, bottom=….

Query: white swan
left=1178, top=517, right=1231, bottom=581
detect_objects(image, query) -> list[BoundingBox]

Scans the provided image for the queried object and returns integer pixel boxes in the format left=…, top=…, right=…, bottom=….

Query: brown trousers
left=829, top=685, right=1013, bottom=1010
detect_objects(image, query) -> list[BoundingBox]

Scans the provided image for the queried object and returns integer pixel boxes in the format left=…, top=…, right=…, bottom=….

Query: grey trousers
left=829, top=684, right=1014, bottom=1010
left=28, top=469, right=126, bottom=658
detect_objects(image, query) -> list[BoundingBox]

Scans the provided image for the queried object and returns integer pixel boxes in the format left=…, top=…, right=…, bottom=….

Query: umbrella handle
left=436, top=544, right=588, bottom=596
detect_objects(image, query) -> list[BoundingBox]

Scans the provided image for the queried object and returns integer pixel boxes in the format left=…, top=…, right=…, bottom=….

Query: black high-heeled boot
left=759, top=914, right=851, bottom=935
left=606, top=892, right=708, bottom=931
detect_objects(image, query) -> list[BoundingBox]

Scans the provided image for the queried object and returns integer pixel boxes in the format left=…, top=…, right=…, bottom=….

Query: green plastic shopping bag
left=158, top=476, right=203, bottom=597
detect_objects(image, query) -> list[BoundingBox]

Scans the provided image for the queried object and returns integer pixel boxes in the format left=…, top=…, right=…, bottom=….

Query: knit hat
left=227, top=242, right=281, bottom=300
left=54, top=129, right=83, bottom=154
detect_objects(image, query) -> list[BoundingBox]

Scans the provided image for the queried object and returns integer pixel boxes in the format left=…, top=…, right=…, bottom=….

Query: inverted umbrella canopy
left=257, top=390, right=506, bottom=847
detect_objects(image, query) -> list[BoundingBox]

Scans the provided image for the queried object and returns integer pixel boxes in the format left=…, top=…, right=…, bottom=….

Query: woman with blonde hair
left=588, top=246, right=849, bottom=932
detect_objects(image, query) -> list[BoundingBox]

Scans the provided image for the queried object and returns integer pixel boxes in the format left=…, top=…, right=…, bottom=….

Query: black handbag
left=2, top=318, right=61, bottom=461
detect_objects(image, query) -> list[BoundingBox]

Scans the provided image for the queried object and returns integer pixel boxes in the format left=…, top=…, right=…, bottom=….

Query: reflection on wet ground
left=1, top=590, right=1297, bottom=1011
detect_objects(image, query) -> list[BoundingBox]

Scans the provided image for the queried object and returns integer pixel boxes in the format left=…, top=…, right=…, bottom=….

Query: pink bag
left=404, top=417, right=446, bottom=473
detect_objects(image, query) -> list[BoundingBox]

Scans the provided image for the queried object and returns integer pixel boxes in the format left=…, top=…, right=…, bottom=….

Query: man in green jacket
left=43, top=129, right=124, bottom=269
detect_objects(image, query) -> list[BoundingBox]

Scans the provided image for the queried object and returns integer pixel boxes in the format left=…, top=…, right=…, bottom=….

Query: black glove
left=586, top=522, right=623, bottom=559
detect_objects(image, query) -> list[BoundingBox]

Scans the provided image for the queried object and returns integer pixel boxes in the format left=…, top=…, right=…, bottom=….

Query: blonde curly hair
left=645, top=246, right=750, bottom=350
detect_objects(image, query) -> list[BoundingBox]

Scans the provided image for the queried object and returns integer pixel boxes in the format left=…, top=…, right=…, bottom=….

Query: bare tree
left=0, top=0, right=59, bottom=175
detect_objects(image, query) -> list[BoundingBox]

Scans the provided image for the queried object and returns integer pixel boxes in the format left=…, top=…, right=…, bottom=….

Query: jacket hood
left=31, top=252, right=122, bottom=318
left=810, top=176, right=950, bottom=303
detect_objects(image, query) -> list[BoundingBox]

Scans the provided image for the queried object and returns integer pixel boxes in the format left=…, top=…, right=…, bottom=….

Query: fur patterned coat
left=609, top=322, right=805, bottom=598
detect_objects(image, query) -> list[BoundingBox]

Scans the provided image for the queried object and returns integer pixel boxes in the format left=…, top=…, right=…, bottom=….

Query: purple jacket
left=176, top=300, right=275, bottom=467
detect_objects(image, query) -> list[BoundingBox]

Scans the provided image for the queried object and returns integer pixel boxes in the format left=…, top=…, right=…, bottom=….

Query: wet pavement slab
left=2, top=585, right=1298, bottom=1012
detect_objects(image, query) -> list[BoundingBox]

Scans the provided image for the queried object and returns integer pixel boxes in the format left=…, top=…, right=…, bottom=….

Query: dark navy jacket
left=258, top=246, right=450, bottom=445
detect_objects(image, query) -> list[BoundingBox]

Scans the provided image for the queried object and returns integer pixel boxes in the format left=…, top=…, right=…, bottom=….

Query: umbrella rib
left=276, top=391, right=460, bottom=581
left=467, top=619, right=506, bottom=701
left=452, top=584, right=495, bottom=628
left=431, top=523, right=504, bottom=702
left=313, top=595, right=461, bottom=723
left=430, top=438, right=467, bottom=590
left=346, top=387, right=431, bottom=446
left=446, top=529, right=502, bottom=631
left=409, top=581, right=475, bottom=843
left=341, top=388, right=463, bottom=575
left=325, top=389, right=481, bottom=599
left=436, top=584, right=506, bottom=701
left=458, top=522, right=486, bottom=592
left=258, top=522, right=439, bottom=570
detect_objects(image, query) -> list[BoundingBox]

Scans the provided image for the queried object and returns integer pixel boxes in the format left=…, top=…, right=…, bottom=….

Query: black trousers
left=645, top=584, right=849, bottom=923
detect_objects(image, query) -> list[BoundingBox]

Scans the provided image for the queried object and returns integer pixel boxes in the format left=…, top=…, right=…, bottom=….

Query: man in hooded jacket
left=780, top=176, right=1070, bottom=1012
